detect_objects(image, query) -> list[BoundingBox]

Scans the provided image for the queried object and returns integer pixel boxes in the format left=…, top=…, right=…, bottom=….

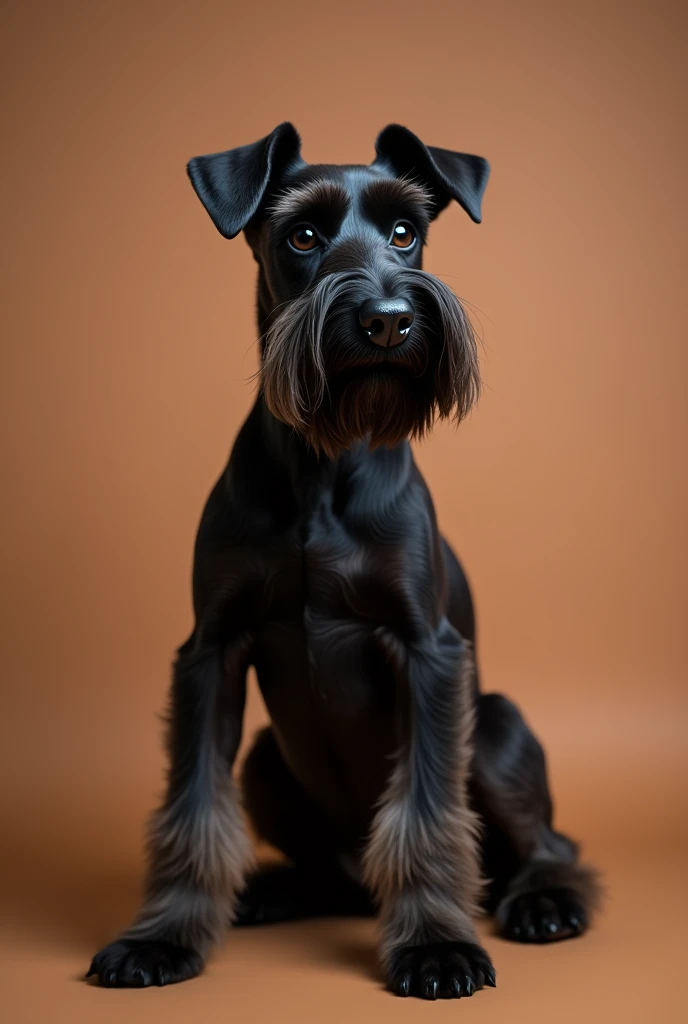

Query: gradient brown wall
left=1, top=0, right=686, bottom=1015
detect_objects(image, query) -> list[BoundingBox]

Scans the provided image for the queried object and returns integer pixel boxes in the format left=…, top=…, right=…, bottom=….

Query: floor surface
left=2, top=835, right=685, bottom=1024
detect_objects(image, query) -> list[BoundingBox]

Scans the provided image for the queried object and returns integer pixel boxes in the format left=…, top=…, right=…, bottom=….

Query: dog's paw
left=387, top=940, right=495, bottom=999
left=86, top=939, right=203, bottom=987
left=500, top=887, right=588, bottom=943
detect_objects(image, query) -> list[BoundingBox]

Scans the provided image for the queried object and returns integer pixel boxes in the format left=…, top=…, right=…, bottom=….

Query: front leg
left=87, top=634, right=255, bottom=987
left=363, top=623, right=495, bottom=999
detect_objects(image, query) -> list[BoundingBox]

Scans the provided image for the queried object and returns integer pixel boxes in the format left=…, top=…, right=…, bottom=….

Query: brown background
left=1, top=1, right=686, bottom=1021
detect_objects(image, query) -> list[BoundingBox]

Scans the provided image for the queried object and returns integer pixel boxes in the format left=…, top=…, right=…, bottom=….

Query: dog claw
left=423, top=979, right=439, bottom=1000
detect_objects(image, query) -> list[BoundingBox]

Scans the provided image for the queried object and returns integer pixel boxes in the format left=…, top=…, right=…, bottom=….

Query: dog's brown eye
left=289, top=225, right=319, bottom=252
left=391, top=222, right=416, bottom=249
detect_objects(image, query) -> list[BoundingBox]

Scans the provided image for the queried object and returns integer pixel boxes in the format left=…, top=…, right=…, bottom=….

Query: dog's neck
left=245, top=395, right=413, bottom=519
left=256, top=269, right=275, bottom=343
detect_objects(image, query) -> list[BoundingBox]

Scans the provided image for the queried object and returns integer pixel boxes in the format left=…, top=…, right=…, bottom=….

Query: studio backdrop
left=1, top=2, right=685, bottom=1023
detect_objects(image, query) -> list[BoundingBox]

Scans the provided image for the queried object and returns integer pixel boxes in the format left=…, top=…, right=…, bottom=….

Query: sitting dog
left=87, top=123, right=600, bottom=998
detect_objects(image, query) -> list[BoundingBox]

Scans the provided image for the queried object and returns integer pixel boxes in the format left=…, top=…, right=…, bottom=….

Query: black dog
left=88, top=123, right=600, bottom=998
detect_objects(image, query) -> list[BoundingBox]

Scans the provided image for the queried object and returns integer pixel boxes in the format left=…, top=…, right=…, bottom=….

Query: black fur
left=87, top=124, right=600, bottom=996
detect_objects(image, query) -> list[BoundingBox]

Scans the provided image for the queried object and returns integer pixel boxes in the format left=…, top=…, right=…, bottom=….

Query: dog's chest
left=253, top=496, right=400, bottom=822
left=303, top=499, right=369, bottom=612
left=258, top=493, right=397, bottom=711
left=249, top=452, right=434, bottom=825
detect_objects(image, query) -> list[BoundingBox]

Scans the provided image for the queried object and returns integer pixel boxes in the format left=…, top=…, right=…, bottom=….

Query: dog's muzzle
left=260, top=267, right=481, bottom=457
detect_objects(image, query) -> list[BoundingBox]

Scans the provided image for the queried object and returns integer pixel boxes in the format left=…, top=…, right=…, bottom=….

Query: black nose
left=358, top=297, right=415, bottom=348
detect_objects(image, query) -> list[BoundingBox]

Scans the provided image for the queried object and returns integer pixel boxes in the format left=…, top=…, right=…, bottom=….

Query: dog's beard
left=261, top=269, right=481, bottom=458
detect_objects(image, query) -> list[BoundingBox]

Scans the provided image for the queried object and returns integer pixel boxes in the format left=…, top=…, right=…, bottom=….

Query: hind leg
left=472, top=693, right=601, bottom=943
left=236, top=726, right=373, bottom=926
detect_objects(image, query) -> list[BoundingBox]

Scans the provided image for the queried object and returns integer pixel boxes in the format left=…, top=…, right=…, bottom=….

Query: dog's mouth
left=332, top=363, right=418, bottom=389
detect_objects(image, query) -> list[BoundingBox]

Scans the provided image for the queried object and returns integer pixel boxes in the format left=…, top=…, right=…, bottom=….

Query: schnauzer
left=87, top=123, right=600, bottom=998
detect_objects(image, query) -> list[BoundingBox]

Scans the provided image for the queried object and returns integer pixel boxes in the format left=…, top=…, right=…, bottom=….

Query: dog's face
left=188, top=124, right=489, bottom=457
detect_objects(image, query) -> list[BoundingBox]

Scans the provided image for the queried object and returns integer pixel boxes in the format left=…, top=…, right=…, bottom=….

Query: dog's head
left=188, top=123, right=489, bottom=457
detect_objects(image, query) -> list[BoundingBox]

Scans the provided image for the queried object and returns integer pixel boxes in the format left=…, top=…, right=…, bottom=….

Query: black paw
left=86, top=939, right=203, bottom=987
left=388, top=941, right=496, bottom=999
left=501, top=887, right=588, bottom=943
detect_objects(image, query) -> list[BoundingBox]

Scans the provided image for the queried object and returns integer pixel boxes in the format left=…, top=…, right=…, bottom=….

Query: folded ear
left=187, top=122, right=304, bottom=239
left=373, top=124, right=490, bottom=224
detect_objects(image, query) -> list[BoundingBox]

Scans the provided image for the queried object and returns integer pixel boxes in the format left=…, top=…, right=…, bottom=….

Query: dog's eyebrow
left=360, top=177, right=433, bottom=216
left=268, top=180, right=351, bottom=228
